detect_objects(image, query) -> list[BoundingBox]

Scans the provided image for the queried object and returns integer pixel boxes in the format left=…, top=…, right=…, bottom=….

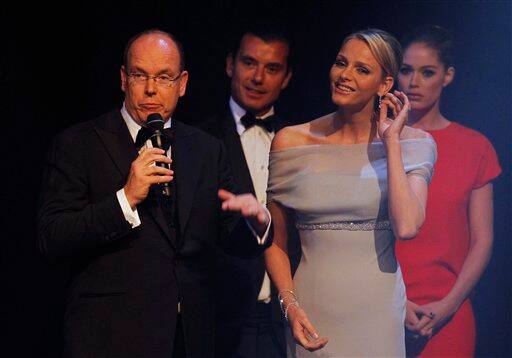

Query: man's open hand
left=218, top=189, right=270, bottom=236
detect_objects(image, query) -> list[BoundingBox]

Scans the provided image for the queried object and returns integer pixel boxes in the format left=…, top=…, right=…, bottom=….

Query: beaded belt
left=295, top=219, right=391, bottom=231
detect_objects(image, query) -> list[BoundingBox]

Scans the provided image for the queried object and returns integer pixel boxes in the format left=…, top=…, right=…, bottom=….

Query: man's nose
left=251, top=66, right=265, bottom=84
left=144, top=77, right=157, bottom=95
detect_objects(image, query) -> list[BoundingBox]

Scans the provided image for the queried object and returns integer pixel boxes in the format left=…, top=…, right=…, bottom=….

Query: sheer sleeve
left=402, top=138, right=437, bottom=185
left=267, top=150, right=295, bottom=207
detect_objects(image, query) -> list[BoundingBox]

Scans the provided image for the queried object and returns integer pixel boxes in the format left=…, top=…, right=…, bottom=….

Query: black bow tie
left=135, top=126, right=175, bottom=150
left=240, top=113, right=275, bottom=132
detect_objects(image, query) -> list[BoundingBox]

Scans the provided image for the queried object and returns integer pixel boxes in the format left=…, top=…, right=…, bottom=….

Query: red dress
left=396, top=122, right=501, bottom=357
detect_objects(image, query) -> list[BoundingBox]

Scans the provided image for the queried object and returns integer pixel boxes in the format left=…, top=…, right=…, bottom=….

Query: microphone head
left=146, top=113, right=165, bottom=131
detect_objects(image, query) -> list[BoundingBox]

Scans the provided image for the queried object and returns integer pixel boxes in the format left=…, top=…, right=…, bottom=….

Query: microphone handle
left=152, top=130, right=171, bottom=197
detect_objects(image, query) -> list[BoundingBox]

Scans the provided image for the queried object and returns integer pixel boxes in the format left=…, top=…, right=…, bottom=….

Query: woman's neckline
left=411, top=120, right=453, bottom=132
left=270, top=137, right=434, bottom=154
left=424, top=121, right=454, bottom=133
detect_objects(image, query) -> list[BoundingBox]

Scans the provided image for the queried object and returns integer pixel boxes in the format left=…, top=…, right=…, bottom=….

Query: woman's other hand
left=287, top=305, right=329, bottom=352
left=405, top=300, right=433, bottom=338
left=414, top=298, right=460, bottom=336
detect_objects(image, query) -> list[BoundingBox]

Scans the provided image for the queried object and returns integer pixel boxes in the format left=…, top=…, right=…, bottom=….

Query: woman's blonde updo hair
left=343, top=28, right=402, bottom=78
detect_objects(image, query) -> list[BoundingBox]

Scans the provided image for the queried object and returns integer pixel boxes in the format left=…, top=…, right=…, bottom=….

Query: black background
left=2, top=1, right=510, bottom=356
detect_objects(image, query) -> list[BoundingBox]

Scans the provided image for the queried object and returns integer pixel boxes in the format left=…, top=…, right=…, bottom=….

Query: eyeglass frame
left=125, top=70, right=184, bottom=87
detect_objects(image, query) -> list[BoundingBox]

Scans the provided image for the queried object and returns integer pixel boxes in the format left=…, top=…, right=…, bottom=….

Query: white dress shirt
left=229, top=97, right=274, bottom=303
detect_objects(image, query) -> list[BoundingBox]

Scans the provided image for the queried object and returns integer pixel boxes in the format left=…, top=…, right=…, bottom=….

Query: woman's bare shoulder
left=272, top=123, right=310, bottom=151
left=272, top=114, right=334, bottom=151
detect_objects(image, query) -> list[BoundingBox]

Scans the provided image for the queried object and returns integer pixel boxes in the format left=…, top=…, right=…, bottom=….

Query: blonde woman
left=265, top=29, right=437, bottom=356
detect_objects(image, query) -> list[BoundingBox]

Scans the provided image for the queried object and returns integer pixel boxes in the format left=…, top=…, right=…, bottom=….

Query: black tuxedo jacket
left=199, top=111, right=300, bottom=357
left=37, top=110, right=270, bottom=358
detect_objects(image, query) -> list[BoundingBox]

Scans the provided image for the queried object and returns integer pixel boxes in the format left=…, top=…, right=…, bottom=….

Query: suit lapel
left=93, top=111, right=137, bottom=179
left=221, top=114, right=255, bottom=195
left=94, top=111, right=174, bottom=247
left=173, top=121, right=198, bottom=237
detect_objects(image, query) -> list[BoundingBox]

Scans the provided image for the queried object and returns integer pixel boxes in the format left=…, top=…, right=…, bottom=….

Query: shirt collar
left=229, top=97, right=274, bottom=136
left=121, top=102, right=172, bottom=142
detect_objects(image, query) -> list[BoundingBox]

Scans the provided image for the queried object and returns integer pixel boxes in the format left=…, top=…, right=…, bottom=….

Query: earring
left=378, top=95, right=383, bottom=109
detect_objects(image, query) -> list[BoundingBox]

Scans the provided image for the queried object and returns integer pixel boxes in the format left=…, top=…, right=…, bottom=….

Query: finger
left=148, top=175, right=173, bottom=184
left=137, top=156, right=171, bottom=170
left=396, top=91, right=411, bottom=114
left=413, top=315, right=432, bottom=332
left=381, top=99, right=396, bottom=118
left=141, top=154, right=172, bottom=166
left=392, top=103, right=398, bottom=118
left=405, top=321, right=418, bottom=331
left=389, top=91, right=404, bottom=109
left=384, top=93, right=402, bottom=117
left=221, top=195, right=244, bottom=209
left=405, top=312, right=420, bottom=327
left=382, top=99, right=398, bottom=119
left=223, top=195, right=254, bottom=212
left=240, top=206, right=255, bottom=217
left=221, top=199, right=245, bottom=212
left=390, top=104, right=409, bottom=130
left=421, top=317, right=439, bottom=333
left=408, top=315, right=420, bottom=326
left=138, top=147, right=166, bottom=159
left=392, top=90, right=404, bottom=105
left=420, top=329, right=432, bottom=338
left=292, top=322, right=312, bottom=349
left=145, top=166, right=173, bottom=176
left=218, top=189, right=236, bottom=201
left=420, top=329, right=430, bottom=337
left=221, top=199, right=233, bottom=211
left=241, top=205, right=258, bottom=218
left=405, top=312, right=421, bottom=331
left=137, top=146, right=149, bottom=157
left=389, top=92, right=403, bottom=107
left=257, top=211, right=268, bottom=224
left=301, top=317, right=320, bottom=340
left=408, top=306, right=423, bottom=326
left=305, top=338, right=329, bottom=351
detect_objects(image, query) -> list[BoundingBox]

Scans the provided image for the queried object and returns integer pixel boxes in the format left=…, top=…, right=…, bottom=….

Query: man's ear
left=378, top=75, right=394, bottom=97
left=178, top=71, right=189, bottom=97
left=226, top=53, right=234, bottom=78
left=443, top=66, right=455, bottom=87
left=281, top=68, right=293, bottom=90
left=120, top=65, right=127, bottom=93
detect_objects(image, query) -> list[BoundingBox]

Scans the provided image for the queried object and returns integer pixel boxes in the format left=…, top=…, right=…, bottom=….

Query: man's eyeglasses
left=126, top=71, right=183, bottom=87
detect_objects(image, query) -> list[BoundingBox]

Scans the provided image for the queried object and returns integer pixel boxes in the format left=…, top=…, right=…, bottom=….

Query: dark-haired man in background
left=38, top=29, right=272, bottom=358
left=200, top=27, right=295, bottom=358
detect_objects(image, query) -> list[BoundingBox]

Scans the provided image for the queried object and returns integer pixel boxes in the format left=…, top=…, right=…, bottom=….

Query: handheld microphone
left=146, top=113, right=171, bottom=197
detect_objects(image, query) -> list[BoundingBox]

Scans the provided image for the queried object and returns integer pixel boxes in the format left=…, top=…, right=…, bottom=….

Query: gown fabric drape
left=267, top=139, right=437, bottom=357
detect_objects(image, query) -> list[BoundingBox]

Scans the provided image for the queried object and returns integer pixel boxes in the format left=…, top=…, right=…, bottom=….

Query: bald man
left=38, top=29, right=272, bottom=358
